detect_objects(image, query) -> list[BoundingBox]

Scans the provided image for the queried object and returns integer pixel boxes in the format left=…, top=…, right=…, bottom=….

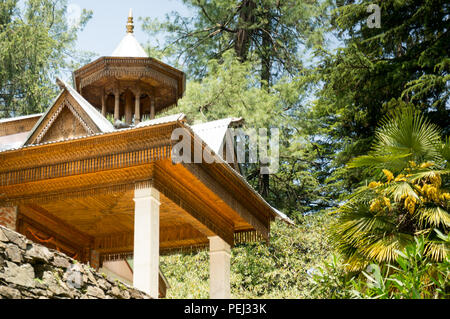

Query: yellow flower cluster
left=404, top=196, right=417, bottom=214
left=414, top=171, right=448, bottom=205
left=420, top=162, right=434, bottom=169
left=367, top=162, right=448, bottom=217
left=383, top=197, right=391, bottom=210
left=441, top=192, right=450, bottom=202
left=369, top=199, right=383, bottom=212
left=368, top=181, right=382, bottom=188
left=418, top=183, right=440, bottom=202
left=369, top=197, right=392, bottom=213
left=394, top=174, right=407, bottom=182
left=382, top=169, right=394, bottom=183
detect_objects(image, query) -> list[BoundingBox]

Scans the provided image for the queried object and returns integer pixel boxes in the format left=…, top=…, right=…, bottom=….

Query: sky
left=69, top=0, right=192, bottom=58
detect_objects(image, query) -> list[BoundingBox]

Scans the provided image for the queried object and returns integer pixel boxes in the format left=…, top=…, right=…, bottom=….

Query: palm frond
left=353, top=109, right=445, bottom=171
left=415, top=207, right=450, bottom=228
left=348, top=153, right=411, bottom=169
left=407, top=169, right=450, bottom=183
left=424, top=241, right=449, bottom=261
left=382, top=182, right=419, bottom=202
left=440, top=136, right=450, bottom=164
left=374, top=109, right=443, bottom=164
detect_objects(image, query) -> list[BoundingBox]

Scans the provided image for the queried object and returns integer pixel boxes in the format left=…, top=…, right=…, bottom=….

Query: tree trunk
left=260, top=4, right=272, bottom=89
left=234, top=0, right=256, bottom=61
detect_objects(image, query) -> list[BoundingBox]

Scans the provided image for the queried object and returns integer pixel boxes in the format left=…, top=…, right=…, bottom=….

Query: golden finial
left=126, top=8, right=134, bottom=34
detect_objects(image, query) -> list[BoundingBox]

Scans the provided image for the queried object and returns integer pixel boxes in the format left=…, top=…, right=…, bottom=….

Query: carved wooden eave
left=72, top=57, right=186, bottom=113
left=0, top=115, right=276, bottom=258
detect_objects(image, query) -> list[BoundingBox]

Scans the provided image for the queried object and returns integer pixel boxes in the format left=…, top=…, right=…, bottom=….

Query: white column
left=150, top=97, right=155, bottom=120
left=209, top=236, right=231, bottom=299
left=101, top=92, right=106, bottom=117
left=125, top=91, right=133, bottom=125
left=133, top=184, right=160, bottom=298
left=114, top=89, right=120, bottom=122
left=134, top=89, right=141, bottom=124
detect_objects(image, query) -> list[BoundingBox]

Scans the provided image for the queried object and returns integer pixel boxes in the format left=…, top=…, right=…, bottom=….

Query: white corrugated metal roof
left=190, top=118, right=242, bottom=154
left=0, top=132, right=29, bottom=152
left=0, top=113, right=43, bottom=124
left=182, top=121, right=286, bottom=222
left=135, top=113, right=186, bottom=128
left=271, top=206, right=295, bottom=225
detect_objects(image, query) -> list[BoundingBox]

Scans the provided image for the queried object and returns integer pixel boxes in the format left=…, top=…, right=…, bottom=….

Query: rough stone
left=0, top=225, right=150, bottom=299
left=131, top=288, right=150, bottom=299
left=110, top=286, right=122, bottom=298
left=5, top=245, right=23, bottom=263
left=0, top=286, right=22, bottom=299
left=2, top=228, right=27, bottom=250
left=42, top=271, right=70, bottom=297
left=52, top=256, right=70, bottom=269
left=0, top=229, right=8, bottom=242
left=121, top=289, right=131, bottom=299
left=86, top=286, right=105, bottom=299
left=25, top=244, right=53, bottom=263
left=85, top=269, right=97, bottom=286
left=31, top=288, right=48, bottom=297
left=97, top=278, right=111, bottom=291
left=1, top=261, right=35, bottom=288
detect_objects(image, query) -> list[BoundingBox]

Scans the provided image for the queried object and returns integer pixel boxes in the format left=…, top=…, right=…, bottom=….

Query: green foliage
left=141, top=0, right=328, bottom=83
left=309, top=254, right=356, bottom=299
left=162, top=50, right=328, bottom=216
left=0, top=0, right=92, bottom=117
left=161, top=214, right=333, bottom=299
left=311, top=237, right=449, bottom=299
left=311, top=0, right=450, bottom=198
left=331, top=109, right=449, bottom=271
left=354, top=236, right=449, bottom=299
left=163, top=50, right=281, bottom=127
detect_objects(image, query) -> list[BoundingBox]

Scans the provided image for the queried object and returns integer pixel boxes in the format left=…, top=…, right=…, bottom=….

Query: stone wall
left=0, top=225, right=150, bottom=299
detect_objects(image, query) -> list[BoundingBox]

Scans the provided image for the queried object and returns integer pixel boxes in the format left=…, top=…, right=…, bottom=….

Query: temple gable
left=23, top=80, right=115, bottom=146
left=39, top=104, right=90, bottom=144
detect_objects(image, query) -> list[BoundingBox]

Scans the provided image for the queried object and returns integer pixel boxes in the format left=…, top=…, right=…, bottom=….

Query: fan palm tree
left=332, top=108, right=449, bottom=272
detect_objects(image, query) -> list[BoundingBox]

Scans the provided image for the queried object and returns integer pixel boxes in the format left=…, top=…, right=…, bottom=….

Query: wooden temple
left=0, top=10, right=283, bottom=299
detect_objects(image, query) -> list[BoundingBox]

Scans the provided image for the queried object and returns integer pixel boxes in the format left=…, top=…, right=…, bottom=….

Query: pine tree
left=0, top=0, right=92, bottom=117
left=312, top=0, right=450, bottom=196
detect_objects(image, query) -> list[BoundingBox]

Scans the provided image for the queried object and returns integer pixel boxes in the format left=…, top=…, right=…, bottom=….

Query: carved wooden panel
left=40, top=106, right=89, bottom=144
left=17, top=213, right=88, bottom=263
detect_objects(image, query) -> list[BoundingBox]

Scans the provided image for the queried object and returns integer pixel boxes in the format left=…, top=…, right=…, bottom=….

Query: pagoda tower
left=72, top=9, right=185, bottom=126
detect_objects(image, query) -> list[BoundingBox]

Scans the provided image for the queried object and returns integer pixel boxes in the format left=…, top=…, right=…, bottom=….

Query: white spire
left=111, top=9, right=148, bottom=58
left=126, top=8, right=134, bottom=34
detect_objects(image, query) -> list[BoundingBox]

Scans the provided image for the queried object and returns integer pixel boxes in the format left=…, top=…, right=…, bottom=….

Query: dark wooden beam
left=19, top=204, right=93, bottom=248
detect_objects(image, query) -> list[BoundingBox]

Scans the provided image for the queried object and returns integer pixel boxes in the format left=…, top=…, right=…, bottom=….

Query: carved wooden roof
left=23, top=79, right=114, bottom=146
